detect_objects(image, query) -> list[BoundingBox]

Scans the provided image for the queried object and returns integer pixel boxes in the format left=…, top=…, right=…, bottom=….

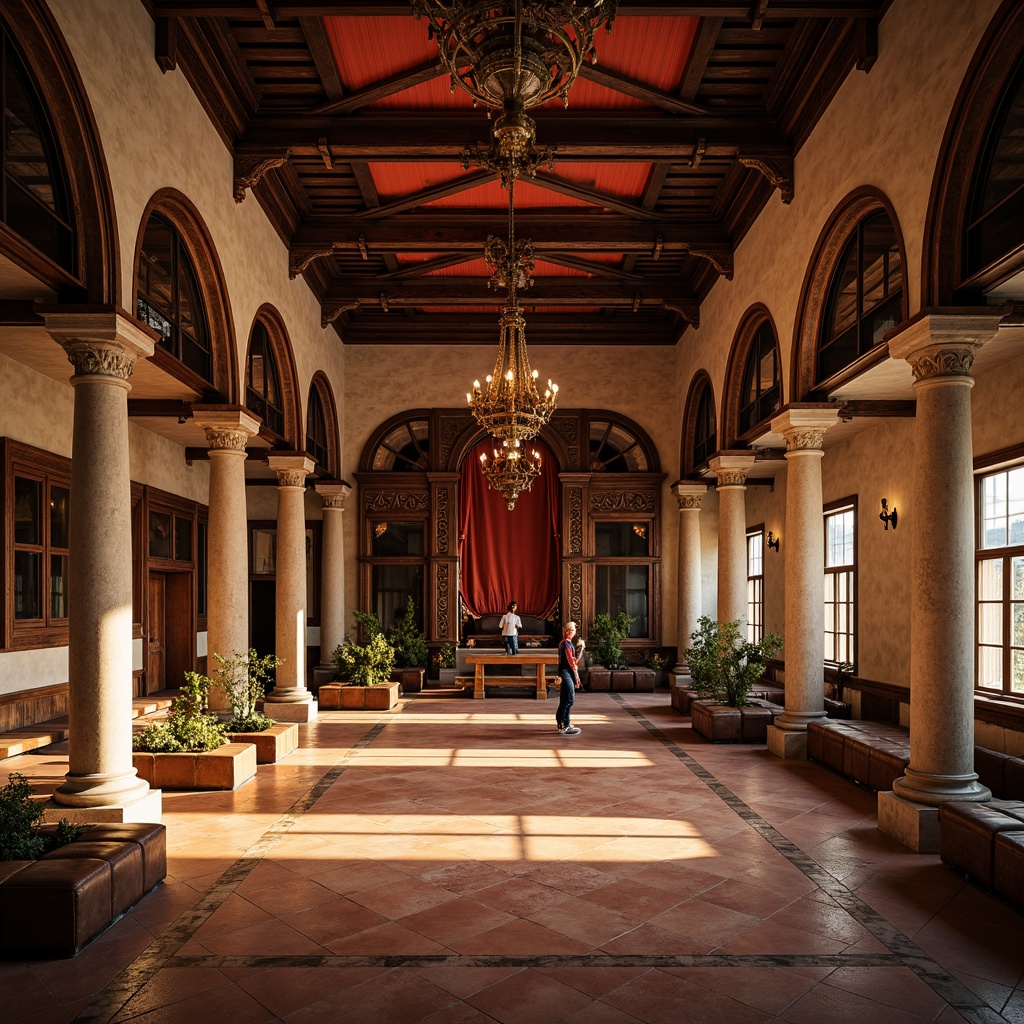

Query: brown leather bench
left=0, top=822, right=166, bottom=957
left=938, top=801, right=1024, bottom=889
left=691, top=698, right=783, bottom=743
left=807, top=719, right=911, bottom=791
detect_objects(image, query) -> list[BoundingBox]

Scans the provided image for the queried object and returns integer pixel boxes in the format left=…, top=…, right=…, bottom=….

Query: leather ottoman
left=938, top=800, right=1024, bottom=888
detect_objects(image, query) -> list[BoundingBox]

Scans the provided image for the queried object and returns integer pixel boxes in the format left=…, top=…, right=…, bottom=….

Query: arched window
left=137, top=212, right=212, bottom=382
left=739, top=321, right=781, bottom=436
left=246, top=321, right=284, bottom=437
left=306, top=384, right=329, bottom=470
left=817, top=211, right=902, bottom=384
left=588, top=418, right=651, bottom=473
left=0, top=23, right=74, bottom=275
left=371, top=418, right=430, bottom=471
left=964, top=60, right=1024, bottom=292
left=692, top=379, right=717, bottom=469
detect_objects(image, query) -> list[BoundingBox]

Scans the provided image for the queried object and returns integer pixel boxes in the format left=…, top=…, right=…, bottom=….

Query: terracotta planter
left=691, top=699, right=779, bottom=743
left=391, top=666, right=425, bottom=692
left=224, top=722, right=299, bottom=764
left=318, top=681, right=400, bottom=710
left=132, top=742, right=257, bottom=790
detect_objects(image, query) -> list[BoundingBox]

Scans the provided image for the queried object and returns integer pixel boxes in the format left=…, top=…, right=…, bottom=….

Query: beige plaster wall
left=0, top=647, right=69, bottom=694
left=47, top=0, right=345, bottom=459
left=0, top=351, right=74, bottom=457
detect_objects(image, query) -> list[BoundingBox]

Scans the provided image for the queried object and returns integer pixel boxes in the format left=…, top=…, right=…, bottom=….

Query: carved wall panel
left=590, top=490, right=657, bottom=514
left=363, top=490, right=429, bottom=513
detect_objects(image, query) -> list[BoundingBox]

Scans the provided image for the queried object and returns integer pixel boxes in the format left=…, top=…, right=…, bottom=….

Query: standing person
left=499, top=600, right=522, bottom=655
left=557, top=621, right=582, bottom=735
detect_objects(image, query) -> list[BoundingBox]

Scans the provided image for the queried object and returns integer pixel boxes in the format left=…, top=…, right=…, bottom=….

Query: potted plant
left=131, top=671, right=257, bottom=788
left=0, top=772, right=85, bottom=861
left=210, top=650, right=299, bottom=763
left=437, top=642, right=457, bottom=685
left=387, top=597, right=428, bottom=692
left=685, top=617, right=783, bottom=742
left=325, top=620, right=399, bottom=710
left=585, top=612, right=635, bottom=691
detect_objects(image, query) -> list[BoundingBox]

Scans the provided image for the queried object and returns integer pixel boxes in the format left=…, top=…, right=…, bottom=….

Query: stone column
left=313, top=481, right=350, bottom=689
left=879, top=313, right=1000, bottom=852
left=265, top=453, right=318, bottom=722
left=674, top=482, right=707, bottom=662
left=42, top=311, right=160, bottom=822
left=708, top=455, right=757, bottom=630
left=192, top=407, right=261, bottom=714
left=766, top=408, right=838, bottom=760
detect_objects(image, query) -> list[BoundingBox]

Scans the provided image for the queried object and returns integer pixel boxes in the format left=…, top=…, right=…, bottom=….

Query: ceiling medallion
left=414, top=0, right=616, bottom=509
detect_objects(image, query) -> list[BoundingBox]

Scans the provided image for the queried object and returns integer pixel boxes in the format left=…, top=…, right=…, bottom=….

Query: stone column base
left=767, top=724, right=807, bottom=760
left=877, top=790, right=940, bottom=853
left=265, top=700, right=318, bottom=724
left=42, top=788, right=163, bottom=825
left=312, top=665, right=337, bottom=691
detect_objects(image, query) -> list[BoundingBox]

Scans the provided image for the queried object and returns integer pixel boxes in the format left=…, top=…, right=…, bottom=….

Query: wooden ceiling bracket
left=318, top=137, right=333, bottom=170
left=321, top=300, right=359, bottom=330
left=632, top=293, right=641, bottom=313
left=255, top=0, right=275, bottom=30
left=379, top=292, right=389, bottom=313
left=691, top=136, right=706, bottom=169
left=233, top=153, right=289, bottom=203
left=663, top=301, right=700, bottom=327
left=738, top=155, right=794, bottom=204
left=652, top=235, right=663, bottom=260
left=687, top=248, right=735, bottom=280
left=155, top=17, right=177, bottom=72
left=750, top=0, right=770, bottom=31
left=290, top=245, right=336, bottom=279
left=358, top=234, right=369, bottom=260
left=856, top=18, right=878, bottom=72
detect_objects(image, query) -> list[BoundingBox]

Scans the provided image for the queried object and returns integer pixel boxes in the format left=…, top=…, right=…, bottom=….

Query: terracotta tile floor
left=4, top=692, right=1024, bottom=1023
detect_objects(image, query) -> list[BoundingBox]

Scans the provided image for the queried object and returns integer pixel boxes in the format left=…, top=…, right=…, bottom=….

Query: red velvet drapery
left=458, top=438, right=560, bottom=618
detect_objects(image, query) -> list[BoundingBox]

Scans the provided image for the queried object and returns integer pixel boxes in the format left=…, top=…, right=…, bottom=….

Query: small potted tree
left=586, top=611, right=635, bottom=691
left=387, top=597, right=428, bottom=692
left=437, top=642, right=457, bottom=685
left=685, top=617, right=783, bottom=742
left=321, top=614, right=399, bottom=710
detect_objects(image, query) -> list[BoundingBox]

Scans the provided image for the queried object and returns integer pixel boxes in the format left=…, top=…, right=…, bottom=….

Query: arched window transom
left=246, top=322, right=284, bottom=437
left=589, top=418, right=650, bottom=473
left=372, top=418, right=430, bottom=471
left=817, top=211, right=902, bottom=384
left=137, top=212, right=212, bottom=382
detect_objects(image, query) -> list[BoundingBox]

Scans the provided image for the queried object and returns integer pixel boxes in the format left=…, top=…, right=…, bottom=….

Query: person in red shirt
left=557, top=621, right=583, bottom=735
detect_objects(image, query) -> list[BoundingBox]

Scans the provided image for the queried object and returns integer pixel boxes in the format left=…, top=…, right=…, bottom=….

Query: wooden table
left=464, top=651, right=558, bottom=699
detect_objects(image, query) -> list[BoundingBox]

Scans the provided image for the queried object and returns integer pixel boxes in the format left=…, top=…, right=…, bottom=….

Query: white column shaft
left=319, top=506, right=345, bottom=666
left=677, top=507, right=702, bottom=653
left=274, top=481, right=308, bottom=693
left=206, top=449, right=250, bottom=666
left=717, top=485, right=748, bottom=629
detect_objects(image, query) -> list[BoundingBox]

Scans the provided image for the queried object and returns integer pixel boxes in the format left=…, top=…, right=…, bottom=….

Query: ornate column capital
left=268, top=452, right=316, bottom=488
left=708, top=454, right=756, bottom=488
left=771, top=407, right=840, bottom=453
left=888, top=312, right=1002, bottom=382
left=193, top=406, right=262, bottom=452
left=673, top=481, right=707, bottom=510
left=315, top=480, right=351, bottom=510
left=42, top=310, right=156, bottom=384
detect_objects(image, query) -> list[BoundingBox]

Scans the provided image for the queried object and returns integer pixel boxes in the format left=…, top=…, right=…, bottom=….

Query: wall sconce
left=879, top=498, right=898, bottom=531
left=767, top=531, right=780, bottom=552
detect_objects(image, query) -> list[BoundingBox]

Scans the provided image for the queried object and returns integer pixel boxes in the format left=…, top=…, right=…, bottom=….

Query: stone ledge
left=132, top=743, right=257, bottom=790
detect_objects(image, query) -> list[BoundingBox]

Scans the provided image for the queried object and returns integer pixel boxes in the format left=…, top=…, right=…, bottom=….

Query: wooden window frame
left=746, top=525, right=764, bottom=644
left=692, top=380, right=717, bottom=469
left=738, top=322, right=781, bottom=437
left=247, top=519, right=322, bottom=626
left=823, top=497, right=858, bottom=669
left=245, top=321, right=286, bottom=440
left=591, top=514, right=656, bottom=640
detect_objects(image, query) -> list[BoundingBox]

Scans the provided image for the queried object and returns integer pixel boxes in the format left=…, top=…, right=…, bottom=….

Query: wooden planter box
left=391, top=666, right=425, bottom=693
left=691, top=699, right=780, bottom=743
left=225, top=722, right=299, bottom=764
left=132, top=742, right=257, bottom=790
left=318, top=682, right=400, bottom=711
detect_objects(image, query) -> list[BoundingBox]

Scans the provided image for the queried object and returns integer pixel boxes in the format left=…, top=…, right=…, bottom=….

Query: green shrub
left=132, top=671, right=227, bottom=752
left=332, top=627, right=396, bottom=686
left=438, top=642, right=456, bottom=670
left=685, top=617, right=783, bottom=708
left=388, top=597, right=428, bottom=668
left=211, top=649, right=279, bottom=732
left=588, top=612, right=635, bottom=667
left=0, top=773, right=86, bottom=861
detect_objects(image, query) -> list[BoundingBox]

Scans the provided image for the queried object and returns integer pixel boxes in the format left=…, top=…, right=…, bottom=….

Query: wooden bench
left=464, top=652, right=558, bottom=699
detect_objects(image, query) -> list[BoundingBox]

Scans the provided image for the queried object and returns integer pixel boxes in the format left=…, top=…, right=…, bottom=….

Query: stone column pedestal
left=43, top=311, right=161, bottom=823
left=265, top=454, right=318, bottom=723
left=766, top=409, right=838, bottom=760
left=708, top=455, right=756, bottom=631
left=192, top=407, right=261, bottom=715
left=313, top=481, right=350, bottom=690
left=879, top=314, right=1000, bottom=851
left=674, top=482, right=707, bottom=665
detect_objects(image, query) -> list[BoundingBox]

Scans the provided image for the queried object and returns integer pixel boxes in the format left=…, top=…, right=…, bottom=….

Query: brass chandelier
left=413, top=0, right=617, bottom=509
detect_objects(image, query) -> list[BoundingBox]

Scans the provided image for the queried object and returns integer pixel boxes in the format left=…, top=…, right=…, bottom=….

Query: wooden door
left=147, top=574, right=166, bottom=693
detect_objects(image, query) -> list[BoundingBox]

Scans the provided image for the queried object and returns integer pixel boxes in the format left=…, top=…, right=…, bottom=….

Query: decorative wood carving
left=551, top=414, right=580, bottom=471
left=568, top=562, right=583, bottom=626
left=364, top=490, right=430, bottom=513
left=233, top=153, right=289, bottom=204
left=438, top=414, right=468, bottom=470
left=435, top=561, right=450, bottom=638
left=738, top=155, right=795, bottom=204
left=686, top=247, right=734, bottom=280
left=290, top=244, right=336, bottom=279
left=590, top=490, right=656, bottom=513
left=568, top=488, right=584, bottom=555
left=435, top=484, right=450, bottom=555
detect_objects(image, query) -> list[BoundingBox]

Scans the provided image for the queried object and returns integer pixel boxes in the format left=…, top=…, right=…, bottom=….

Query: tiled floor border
left=72, top=700, right=1007, bottom=1024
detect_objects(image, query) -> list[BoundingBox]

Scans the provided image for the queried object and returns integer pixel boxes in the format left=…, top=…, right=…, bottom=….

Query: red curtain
left=459, top=438, right=560, bottom=618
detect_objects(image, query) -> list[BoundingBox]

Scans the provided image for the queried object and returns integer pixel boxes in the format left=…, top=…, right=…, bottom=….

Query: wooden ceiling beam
left=577, top=64, right=706, bottom=116
left=309, top=59, right=444, bottom=116
left=151, top=2, right=881, bottom=18
left=237, top=112, right=790, bottom=160
left=529, top=171, right=661, bottom=221
left=356, top=169, right=499, bottom=219
left=376, top=253, right=481, bottom=279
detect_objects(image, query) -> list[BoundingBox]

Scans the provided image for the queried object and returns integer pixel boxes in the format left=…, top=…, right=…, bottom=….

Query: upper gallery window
left=306, top=383, right=329, bottom=471
left=0, top=25, right=75, bottom=275
left=747, top=527, right=764, bottom=644
left=136, top=213, right=212, bottom=382
left=246, top=321, right=285, bottom=437
left=964, top=61, right=1024, bottom=292
left=817, top=211, right=902, bottom=384
left=739, top=321, right=781, bottom=436
left=691, top=380, right=717, bottom=469
left=371, top=418, right=430, bottom=472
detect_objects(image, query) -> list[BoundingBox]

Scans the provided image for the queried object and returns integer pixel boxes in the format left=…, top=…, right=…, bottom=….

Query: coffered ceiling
left=146, top=0, right=886, bottom=346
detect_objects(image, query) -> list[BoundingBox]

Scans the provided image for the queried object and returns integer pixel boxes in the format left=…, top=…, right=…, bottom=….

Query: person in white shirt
left=499, top=601, right=522, bottom=655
